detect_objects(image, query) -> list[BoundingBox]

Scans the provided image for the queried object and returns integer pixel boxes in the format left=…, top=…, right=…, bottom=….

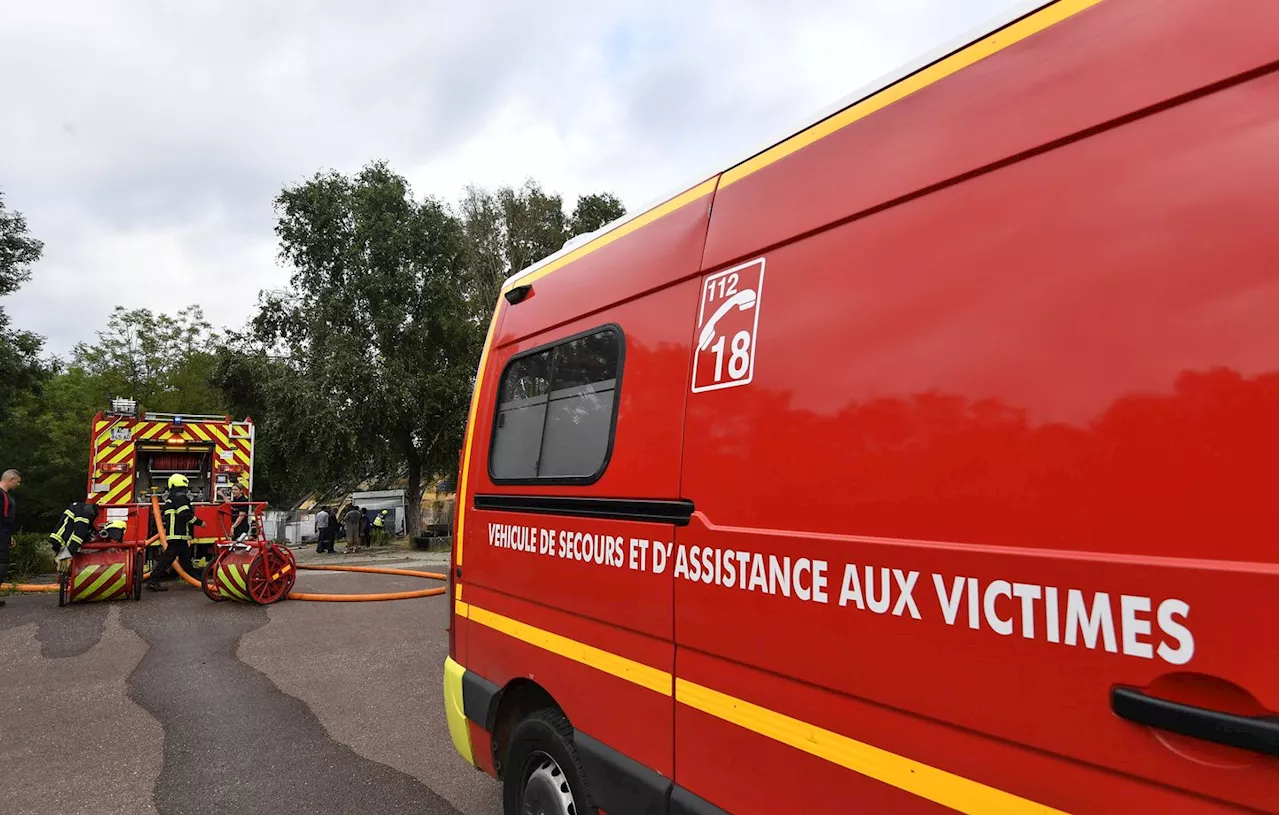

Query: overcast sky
left=2, top=0, right=1018, bottom=356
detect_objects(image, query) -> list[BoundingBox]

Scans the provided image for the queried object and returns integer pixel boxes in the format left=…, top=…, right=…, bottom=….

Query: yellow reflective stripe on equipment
left=218, top=566, right=248, bottom=600
left=225, top=565, right=249, bottom=595
left=73, top=564, right=100, bottom=589
left=84, top=571, right=127, bottom=602
left=77, top=563, right=123, bottom=599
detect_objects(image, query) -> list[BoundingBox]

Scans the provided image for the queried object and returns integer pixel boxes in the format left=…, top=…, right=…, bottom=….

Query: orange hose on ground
left=287, top=586, right=446, bottom=602
left=3, top=582, right=59, bottom=592
left=286, top=563, right=446, bottom=601
left=297, top=564, right=446, bottom=579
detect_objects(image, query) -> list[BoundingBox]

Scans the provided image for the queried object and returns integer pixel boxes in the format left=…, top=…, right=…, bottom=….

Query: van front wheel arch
left=502, top=707, right=597, bottom=815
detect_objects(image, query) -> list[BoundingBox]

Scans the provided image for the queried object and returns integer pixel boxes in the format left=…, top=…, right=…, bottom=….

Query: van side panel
left=702, top=0, right=1278, bottom=270
left=676, top=65, right=1276, bottom=815
left=462, top=198, right=712, bottom=779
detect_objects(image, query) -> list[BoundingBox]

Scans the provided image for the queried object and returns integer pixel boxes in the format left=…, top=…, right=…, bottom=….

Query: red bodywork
left=452, top=0, right=1278, bottom=812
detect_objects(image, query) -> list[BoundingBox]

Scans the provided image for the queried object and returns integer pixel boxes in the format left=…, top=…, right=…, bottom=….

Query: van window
left=490, top=327, right=622, bottom=483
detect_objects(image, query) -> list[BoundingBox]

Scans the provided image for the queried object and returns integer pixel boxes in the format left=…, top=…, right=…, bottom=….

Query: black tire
left=502, top=708, right=596, bottom=815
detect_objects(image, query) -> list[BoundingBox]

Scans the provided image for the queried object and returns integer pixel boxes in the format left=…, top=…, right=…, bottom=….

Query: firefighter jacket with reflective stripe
left=163, top=493, right=202, bottom=542
left=373, top=515, right=385, bottom=529
left=49, top=503, right=95, bottom=549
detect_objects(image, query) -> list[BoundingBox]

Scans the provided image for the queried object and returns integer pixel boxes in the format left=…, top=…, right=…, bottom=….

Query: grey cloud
left=2, top=0, right=1018, bottom=355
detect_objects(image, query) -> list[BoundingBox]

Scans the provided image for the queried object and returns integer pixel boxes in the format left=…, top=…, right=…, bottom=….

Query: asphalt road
left=0, top=566, right=502, bottom=815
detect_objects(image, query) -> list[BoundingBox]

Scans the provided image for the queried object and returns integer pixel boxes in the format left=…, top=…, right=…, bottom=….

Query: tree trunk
left=405, top=456, right=423, bottom=539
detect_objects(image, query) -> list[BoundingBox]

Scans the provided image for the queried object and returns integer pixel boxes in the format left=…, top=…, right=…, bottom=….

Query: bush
left=8, top=532, right=56, bottom=579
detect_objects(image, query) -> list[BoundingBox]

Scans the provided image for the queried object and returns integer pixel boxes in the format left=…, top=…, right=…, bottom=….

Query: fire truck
left=86, top=397, right=256, bottom=568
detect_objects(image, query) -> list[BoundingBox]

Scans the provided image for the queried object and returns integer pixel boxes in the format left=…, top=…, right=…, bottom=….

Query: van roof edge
left=500, top=0, right=1058, bottom=293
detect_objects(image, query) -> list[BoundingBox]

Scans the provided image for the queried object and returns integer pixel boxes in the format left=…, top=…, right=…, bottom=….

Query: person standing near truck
left=0, top=469, right=22, bottom=607
left=314, top=506, right=334, bottom=553
left=226, top=482, right=252, bottom=542
left=371, top=509, right=389, bottom=546
left=343, top=505, right=362, bottom=554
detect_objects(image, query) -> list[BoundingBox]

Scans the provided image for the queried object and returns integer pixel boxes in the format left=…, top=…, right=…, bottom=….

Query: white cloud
left=1, top=0, right=1018, bottom=354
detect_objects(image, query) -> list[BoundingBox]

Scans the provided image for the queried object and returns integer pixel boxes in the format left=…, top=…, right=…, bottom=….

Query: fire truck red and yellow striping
left=87, top=414, right=253, bottom=507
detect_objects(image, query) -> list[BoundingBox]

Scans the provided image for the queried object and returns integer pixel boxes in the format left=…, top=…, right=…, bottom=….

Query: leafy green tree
left=2, top=302, right=228, bottom=531
left=210, top=342, right=307, bottom=506
left=243, top=161, right=480, bottom=535
left=1, top=366, right=102, bottom=530
left=570, top=192, right=626, bottom=236
left=72, top=305, right=223, bottom=412
left=458, top=181, right=625, bottom=315
left=0, top=190, right=48, bottom=419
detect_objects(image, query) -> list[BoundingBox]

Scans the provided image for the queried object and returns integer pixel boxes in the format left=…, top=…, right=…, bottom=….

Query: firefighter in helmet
left=146, top=474, right=203, bottom=591
left=372, top=508, right=389, bottom=545
left=49, top=501, right=99, bottom=562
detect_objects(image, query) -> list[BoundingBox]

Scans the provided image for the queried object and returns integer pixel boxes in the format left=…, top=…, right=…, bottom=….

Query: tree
left=246, top=161, right=480, bottom=536
left=570, top=192, right=626, bottom=236
left=210, top=341, right=307, bottom=506
left=0, top=190, right=48, bottom=418
left=72, top=305, right=223, bottom=412
left=0, top=365, right=102, bottom=529
left=458, top=181, right=625, bottom=315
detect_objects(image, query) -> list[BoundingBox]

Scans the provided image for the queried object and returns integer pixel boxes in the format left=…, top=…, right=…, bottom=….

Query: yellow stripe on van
left=676, top=679, right=1070, bottom=815
left=504, top=178, right=718, bottom=294
left=466, top=605, right=672, bottom=697
left=464, top=601, right=1069, bottom=813
left=720, top=0, right=1104, bottom=187
left=488, top=1, right=1103, bottom=302
left=454, top=303, right=502, bottom=568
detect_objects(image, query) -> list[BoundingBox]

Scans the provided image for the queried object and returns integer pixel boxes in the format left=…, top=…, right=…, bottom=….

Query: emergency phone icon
left=691, top=257, right=765, bottom=393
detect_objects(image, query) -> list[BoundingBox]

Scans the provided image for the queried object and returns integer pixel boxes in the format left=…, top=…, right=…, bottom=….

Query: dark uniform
left=49, top=502, right=99, bottom=558
left=0, top=484, right=16, bottom=593
left=229, top=493, right=251, bottom=541
left=147, top=487, right=203, bottom=590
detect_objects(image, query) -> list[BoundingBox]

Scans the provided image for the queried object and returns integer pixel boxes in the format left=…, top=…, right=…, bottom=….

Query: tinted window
left=490, top=327, right=622, bottom=482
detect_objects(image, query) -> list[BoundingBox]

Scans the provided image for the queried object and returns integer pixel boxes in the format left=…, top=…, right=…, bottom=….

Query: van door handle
left=1111, top=686, right=1278, bottom=756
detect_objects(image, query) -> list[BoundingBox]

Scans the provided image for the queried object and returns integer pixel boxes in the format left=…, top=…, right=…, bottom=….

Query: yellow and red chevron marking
left=69, top=562, right=129, bottom=603
left=214, top=560, right=253, bottom=602
left=95, top=474, right=134, bottom=506
left=86, top=415, right=252, bottom=503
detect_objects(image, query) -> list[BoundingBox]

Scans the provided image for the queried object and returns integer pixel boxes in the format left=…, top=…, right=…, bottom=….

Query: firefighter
left=48, top=501, right=100, bottom=562
left=99, top=519, right=128, bottom=543
left=146, top=474, right=203, bottom=592
left=372, top=508, right=389, bottom=545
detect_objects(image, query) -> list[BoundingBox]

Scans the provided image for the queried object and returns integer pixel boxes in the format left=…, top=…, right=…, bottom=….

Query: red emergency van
left=443, top=0, right=1279, bottom=812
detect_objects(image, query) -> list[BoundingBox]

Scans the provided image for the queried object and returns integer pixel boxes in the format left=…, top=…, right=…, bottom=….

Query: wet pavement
left=0, top=566, right=501, bottom=815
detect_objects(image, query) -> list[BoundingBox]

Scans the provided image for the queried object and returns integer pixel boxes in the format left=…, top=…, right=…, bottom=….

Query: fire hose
left=149, top=497, right=446, bottom=602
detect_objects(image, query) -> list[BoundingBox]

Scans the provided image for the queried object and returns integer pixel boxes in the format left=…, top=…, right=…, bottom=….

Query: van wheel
left=503, top=708, right=596, bottom=815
